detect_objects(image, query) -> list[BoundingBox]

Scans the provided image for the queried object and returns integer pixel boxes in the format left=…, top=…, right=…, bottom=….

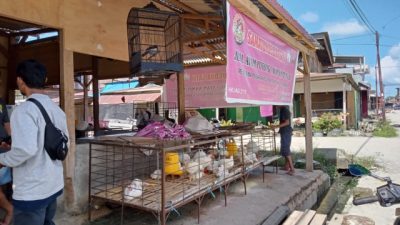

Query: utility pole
left=375, top=65, right=379, bottom=116
left=376, top=31, right=385, bottom=121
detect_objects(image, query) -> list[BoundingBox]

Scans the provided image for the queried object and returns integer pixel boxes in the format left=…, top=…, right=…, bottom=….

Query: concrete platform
left=56, top=168, right=329, bottom=225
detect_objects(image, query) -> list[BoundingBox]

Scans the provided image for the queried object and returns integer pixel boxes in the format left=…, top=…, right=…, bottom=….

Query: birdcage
left=127, top=3, right=183, bottom=77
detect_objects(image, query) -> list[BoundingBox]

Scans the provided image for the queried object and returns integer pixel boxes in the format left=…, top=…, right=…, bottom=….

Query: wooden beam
left=0, top=43, right=7, bottom=59
left=181, top=14, right=223, bottom=21
left=272, top=18, right=284, bottom=24
left=228, top=0, right=314, bottom=56
left=151, top=0, right=183, bottom=13
left=83, top=75, right=89, bottom=122
left=0, top=30, right=10, bottom=37
left=168, top=0, right=200, bottom=14
left=297, top=67, right=305, bottom=74
left=10, top=28, right=58, bottom=37
left=302, top=53, right=313, bottom=172
left=257, top=0, right=316, bottom=49
left=92, top=58, right=100, bottom=136
left=177, top=72, right=185, bottom=124
left=59, top=30, right=76, bottom=207
left=178, top=17, right=186, bottom=124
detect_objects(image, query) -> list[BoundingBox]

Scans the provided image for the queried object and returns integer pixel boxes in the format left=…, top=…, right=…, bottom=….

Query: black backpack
left=27, top=98, right=69, bottom=161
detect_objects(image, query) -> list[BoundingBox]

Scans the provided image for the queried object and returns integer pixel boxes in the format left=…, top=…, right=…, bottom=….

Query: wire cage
left=127, top=3, right=183, bottom=77
left=88, top=130, right=278, bottom=225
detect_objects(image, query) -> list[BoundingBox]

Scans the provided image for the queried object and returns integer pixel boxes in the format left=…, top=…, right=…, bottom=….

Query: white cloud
left=300, top=12, right=319, bottom=23
left=381, top=47, right=400, bottom=86
left=369, top=43, right=400, bottom=96
left=322, top=19, right=367, bottom=36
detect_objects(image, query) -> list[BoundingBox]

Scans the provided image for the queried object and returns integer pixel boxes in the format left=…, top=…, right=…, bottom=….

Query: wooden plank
left=59, top=30, right=76, bottom=207
left=309, top=213, right=327, bottom=225
left=328, top=214, right=344, bottom=225
left=228, top=0, right=314, bottom=56
left=282, top=210, right=304, bottom=225
left=297, top=210, right=316, bottom=225
left=302, top=54, right=313, bottom=172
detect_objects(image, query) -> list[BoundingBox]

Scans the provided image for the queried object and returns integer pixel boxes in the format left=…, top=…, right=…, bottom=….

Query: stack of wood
left=282, top=210, right=327, bottom=225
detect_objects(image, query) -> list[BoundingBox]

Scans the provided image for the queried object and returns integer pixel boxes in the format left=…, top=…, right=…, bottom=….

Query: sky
left=278, top=0, right=400, bottom=97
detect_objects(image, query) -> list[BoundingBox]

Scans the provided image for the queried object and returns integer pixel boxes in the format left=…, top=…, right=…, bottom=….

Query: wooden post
left=342, top=80, right=347, bottom=130
left=177, top=17, right=185, bottom=124
left=92, top=58, right=100, bottom=136
left=83, top=75, right=89, bottom=122
left=59, top=30, right=76, bottom=206
left=177, top=72, right=185, bottom=124
left=0, top=36, right=8, bottom=100
left=302, top=53, right=313, bottom=172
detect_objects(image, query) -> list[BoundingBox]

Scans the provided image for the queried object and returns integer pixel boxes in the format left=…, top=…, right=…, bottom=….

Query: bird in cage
left=142, top=45, right=159, bottom=58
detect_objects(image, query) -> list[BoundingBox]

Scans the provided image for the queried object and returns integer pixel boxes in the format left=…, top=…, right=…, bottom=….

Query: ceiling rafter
left=183, top=29, right=224, bottom=42
left=151, top=0, right=184, bottom=13
left=167, top=0, right=201, bottom=14
left=184, top=45, right=224, bottom=64
left=181, top=14, right=222, bottom=21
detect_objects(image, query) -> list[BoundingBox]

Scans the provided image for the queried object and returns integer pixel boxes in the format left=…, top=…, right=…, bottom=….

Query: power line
left=346, top=0, right=376, bottom=34
left=382, top=14, right=400, bottom=30
left=351, top=0, right=376, bottom=32
left=332, top=43, right=394, bottom=47
left=380, top=34, right=400, bottom=41
left=331, top=34, right=373, bottom=41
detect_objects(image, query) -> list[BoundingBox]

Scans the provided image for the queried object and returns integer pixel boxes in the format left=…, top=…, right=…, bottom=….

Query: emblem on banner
left=233, top=13, right=245, bottom=45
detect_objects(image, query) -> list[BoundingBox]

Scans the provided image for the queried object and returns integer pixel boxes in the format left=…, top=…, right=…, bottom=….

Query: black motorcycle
left=350, top=164, right=400, bottom=225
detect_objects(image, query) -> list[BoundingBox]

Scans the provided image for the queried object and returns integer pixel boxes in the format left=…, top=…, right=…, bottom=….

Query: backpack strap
left=27, top=98, right=52, bottom=125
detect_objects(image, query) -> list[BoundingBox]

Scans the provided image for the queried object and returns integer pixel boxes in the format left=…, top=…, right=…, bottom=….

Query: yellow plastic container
left=226, top=139, right=238, bottom=157
left=165, top=152, right=183, bottom=175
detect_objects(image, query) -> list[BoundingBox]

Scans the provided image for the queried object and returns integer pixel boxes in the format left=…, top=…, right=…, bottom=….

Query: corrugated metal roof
left=101, top=80, right=139, bottom=94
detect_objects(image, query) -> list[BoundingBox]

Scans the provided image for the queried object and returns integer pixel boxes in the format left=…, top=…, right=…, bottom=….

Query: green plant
left=373, top=121, right=398, bottom=137
left=314, top=151, right=338, bottom=181
left=313, top=113, right=342, bottom=132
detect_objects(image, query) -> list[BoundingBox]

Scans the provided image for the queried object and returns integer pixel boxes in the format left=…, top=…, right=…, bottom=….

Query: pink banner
left=260, top=105, right=273, bottom=117
left=226, top=2, right=299, bottom=105
left=164, top=65, right=248, bottom=108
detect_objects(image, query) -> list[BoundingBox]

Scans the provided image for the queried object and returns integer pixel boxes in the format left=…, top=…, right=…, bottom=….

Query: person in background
left=0, top=99, right=12, bottom=225
left=0, top=99, right=10, bottom=146
left=0, top=59, right=68, bottom=225
left=0, top=190, right=12, bottom=225
left=272, top=105, right=295, bottom=175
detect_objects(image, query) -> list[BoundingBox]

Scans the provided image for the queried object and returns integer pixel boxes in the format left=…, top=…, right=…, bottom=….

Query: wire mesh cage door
left=127, top=3, right=183, bottom=77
